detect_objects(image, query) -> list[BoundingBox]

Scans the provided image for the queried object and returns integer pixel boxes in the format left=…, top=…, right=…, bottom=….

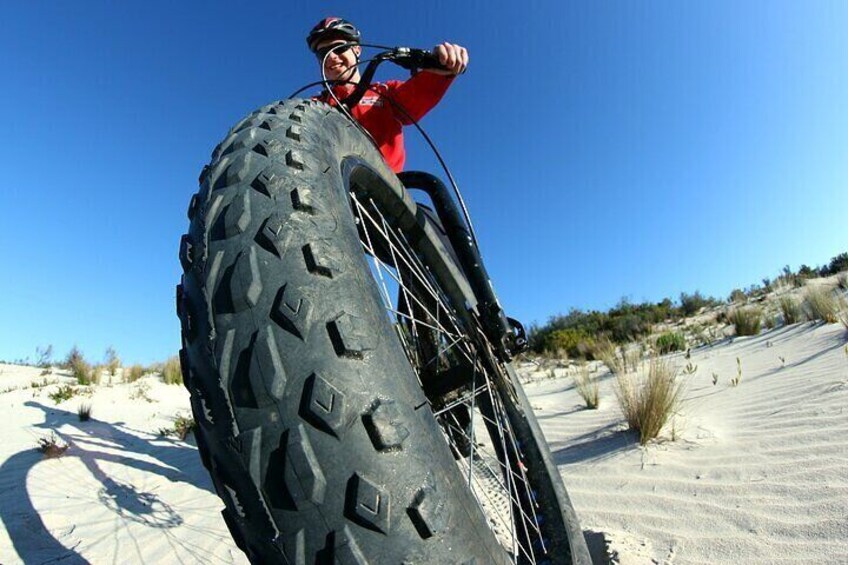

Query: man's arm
left=386, top=42, right=469, bottom=124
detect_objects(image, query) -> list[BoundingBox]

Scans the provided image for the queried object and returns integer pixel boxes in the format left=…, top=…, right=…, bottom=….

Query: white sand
left=523, top=321, right=848, bottom=563
left=1, top=321, right=846, bottom=563
left=0, top=366, right=247, bottom=564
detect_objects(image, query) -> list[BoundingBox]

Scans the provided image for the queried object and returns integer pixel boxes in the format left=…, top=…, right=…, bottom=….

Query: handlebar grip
left=392, top=47, right=448, bottom=72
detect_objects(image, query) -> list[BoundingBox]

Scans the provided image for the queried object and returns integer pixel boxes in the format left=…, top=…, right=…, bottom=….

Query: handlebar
left=341, top=47, right=449, bottom=109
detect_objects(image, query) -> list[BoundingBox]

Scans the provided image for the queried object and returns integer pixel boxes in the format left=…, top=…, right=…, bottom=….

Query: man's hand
left=429, top=42, right=469, bottom=76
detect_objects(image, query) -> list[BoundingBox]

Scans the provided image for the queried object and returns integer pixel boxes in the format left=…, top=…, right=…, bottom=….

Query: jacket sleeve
left=384, top=72, right=455, bottom=125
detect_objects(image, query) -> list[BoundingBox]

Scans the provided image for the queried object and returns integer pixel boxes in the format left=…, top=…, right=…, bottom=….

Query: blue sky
left=1, top=2, right=845, bottom=364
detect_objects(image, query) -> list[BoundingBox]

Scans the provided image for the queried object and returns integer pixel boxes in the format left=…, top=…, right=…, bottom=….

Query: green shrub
left=545, top=328, right=597, bottom=359
left=826, top=253, right=848, bottom=275
left=779, top=295, right=802, bottom=325
left=160, top=414, right=196, bottom=440
left=64, top=346, right=93, bottom=385
left=49, top=384, right=79, bottom=404
left=161, top=356, right=183, bottom=385
left=730, top=307, right=762, bottom=336
left=729, top=288, right=747, bottom=303
left=655, top=332, right=686, bottom=354
left=679, top=291, right=717, bottom=316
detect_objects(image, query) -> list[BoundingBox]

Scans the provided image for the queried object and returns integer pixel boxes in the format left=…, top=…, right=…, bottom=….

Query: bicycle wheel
left=177, top=98, right=589, bottom=564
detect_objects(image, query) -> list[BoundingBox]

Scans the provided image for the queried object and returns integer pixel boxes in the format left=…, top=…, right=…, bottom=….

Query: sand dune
left=1, top=321, right=846, bottom=563
left=524, top=322, right=848, bottom=563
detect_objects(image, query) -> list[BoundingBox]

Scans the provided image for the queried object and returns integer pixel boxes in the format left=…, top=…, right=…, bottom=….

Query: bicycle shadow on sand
left=0, top=401, right=214, bottom=564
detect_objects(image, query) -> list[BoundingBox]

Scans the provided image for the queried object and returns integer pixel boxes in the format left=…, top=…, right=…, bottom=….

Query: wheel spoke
left=350, top=187, right=549, bottom=563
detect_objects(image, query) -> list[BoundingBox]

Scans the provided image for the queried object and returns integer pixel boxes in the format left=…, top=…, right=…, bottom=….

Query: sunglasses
left=315, top=43, right=355, bottom=61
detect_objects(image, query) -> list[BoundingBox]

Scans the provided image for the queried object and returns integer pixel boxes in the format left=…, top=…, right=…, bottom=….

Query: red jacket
left=317, top=72, right=454, bottom=172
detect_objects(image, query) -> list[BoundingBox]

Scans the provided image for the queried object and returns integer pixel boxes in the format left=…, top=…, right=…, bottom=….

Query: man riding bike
left=307, top=17, right=469, bottom=172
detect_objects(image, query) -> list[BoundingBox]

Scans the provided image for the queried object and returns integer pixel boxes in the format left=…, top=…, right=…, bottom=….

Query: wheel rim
left=346, top=169, right=554, bottom=564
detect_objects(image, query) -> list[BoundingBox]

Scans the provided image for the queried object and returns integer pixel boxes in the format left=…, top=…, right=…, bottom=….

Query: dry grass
left=37, top=433, right=69, bottom=458
left=803, top=286, right=842, bottom=323
left=104, top=346, right=121, bottom=378
left=161, top=356, right=183, bottom=385
left=594, top=337, right=624, bottom=376
left=729, top=306, right=762, bottom=336
left=779, top=295, right=803, bottom=325
left=731, top=357, right=743, bottom=386
left=125, top=364, right=145, bottom=383
left=90, top=364, right=103, bottom=385
left=572, top=364, right=600, bottom=409
left=130, top=381, right=154, bottom=403
left=613, top=357, right=685, bottom=445
left=70, top=358, right=93, bottom=385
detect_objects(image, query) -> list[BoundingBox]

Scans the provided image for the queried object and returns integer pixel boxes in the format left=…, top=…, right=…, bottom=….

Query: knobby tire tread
left=177, top=99, right=513, bottom=564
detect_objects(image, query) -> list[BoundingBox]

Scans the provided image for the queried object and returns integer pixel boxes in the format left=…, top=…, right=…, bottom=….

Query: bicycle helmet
left=306, top=17, right=361, bottom=52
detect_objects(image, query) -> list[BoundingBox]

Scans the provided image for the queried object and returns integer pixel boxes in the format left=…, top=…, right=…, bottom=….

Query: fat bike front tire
left=177, top=98, right=589, bottom=564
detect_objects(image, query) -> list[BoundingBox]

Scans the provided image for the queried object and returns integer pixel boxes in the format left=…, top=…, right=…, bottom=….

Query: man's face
left=315, top=39, right=361, bottom=83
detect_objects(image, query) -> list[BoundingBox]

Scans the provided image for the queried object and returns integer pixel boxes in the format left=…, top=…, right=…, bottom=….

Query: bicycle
left=176, top=44, right=591, bottom=564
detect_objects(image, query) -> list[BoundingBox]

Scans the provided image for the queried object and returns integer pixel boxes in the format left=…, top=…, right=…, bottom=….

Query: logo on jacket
left=358, top=96, right=384, bottom=107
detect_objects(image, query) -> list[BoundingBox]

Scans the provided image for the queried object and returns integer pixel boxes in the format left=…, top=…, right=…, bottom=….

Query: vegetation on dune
left=803, top=286, right=843, bottom=324
left=78, top=402, right=93, bottom=422
left=63, top=346, right=94, bottom=385
left=159, top=414, right=196, bottom=440
left=613, top=357, right=685, bottom=445
left=126, top=364, right=146, bottom=383
left=529, top=252, right=848, bottom=357
left=779, top=295, right=803, bottom=325
left=572, top=364, right=600, bottom=409
left=729, top=306, right=762, bottom=336
left=655, top=331, right=686, bottom=354
left=161, top=356, right=183, bottom=385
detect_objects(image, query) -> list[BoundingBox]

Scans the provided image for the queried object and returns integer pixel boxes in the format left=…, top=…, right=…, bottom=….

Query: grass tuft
left=594, top=337, right=624, bottom=376
left=731, top=357, right=743, bottom=387
left=125, top=364, right=145, bottom=383
left=779, top=295, right=803, bottom=325
left=803, top=286, right=841, bottom=323
left=64, top=346, right=94, bottom=385
left=159, top=413, right=197, bottom=440
left=37, top=433, right=69, bottom=458
left=572, top=364, right=600, bottom=409
left=729, top=307, right=762, bottom=336
left=613, top=357, right=685, bottom=445
left=77, top=402, right=92, bottom=422
left=161, top=356, right=183, bottom=385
